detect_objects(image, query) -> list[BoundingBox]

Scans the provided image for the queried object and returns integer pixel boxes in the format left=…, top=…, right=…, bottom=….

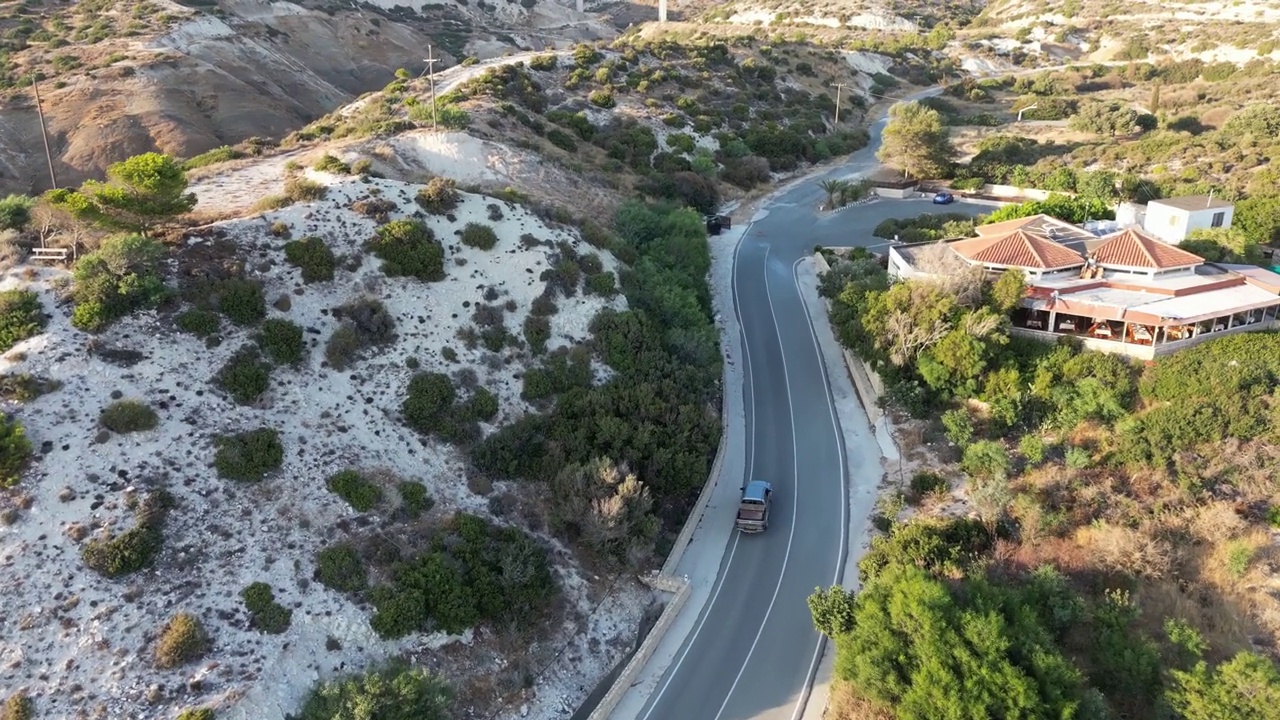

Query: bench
left=29, top=247, right=69, bottom=263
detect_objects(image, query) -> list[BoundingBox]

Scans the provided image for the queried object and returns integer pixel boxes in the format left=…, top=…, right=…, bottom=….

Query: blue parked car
left=932, top=191, right=955, bottom=205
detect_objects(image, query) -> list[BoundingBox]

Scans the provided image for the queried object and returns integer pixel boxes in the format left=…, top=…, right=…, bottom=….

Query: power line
left=832, top=83, right=850, bottom=126
left=30, top=74, right=57, bottom=189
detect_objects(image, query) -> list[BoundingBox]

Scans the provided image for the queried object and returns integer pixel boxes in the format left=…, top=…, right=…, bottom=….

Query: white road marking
left=710, top=245, right=802, bottom=720
left=638, top=223, right=759, bottom=720
left=788, top=257, right=851, bottom=720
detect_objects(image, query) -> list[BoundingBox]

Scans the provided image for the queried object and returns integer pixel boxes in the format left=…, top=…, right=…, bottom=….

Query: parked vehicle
left=735, top=480, right=773, bottom=533
left=932, top=192, right=955, bottom=205
left=705, top=214, right=732, bottom=235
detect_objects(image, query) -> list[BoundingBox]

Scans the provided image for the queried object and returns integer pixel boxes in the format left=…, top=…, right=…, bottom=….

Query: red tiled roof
left=950, top=229, right=1084, bottom=270
left=1092, top=228, right=1203, bottom=269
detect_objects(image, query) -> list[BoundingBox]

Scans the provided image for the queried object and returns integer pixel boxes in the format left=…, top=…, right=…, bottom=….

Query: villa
left=887, top=214, right=1280, bottom=359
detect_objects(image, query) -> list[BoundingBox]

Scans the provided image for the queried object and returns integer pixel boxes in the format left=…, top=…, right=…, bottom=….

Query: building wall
left=887, top=247, right=913, bottom=279
left=1143, top=203, right=1189, bottom=244
left=1143, top=203, right=1234, bottom=244
left=1184, top=205, right=1234, bottom=237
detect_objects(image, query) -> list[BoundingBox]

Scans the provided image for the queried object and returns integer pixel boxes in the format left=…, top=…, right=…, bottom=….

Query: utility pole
left=832, top=83, right=849, bottom=126
left=424, top=45, right=439, bottom=131
left=31, top=74, right=57, bottom=189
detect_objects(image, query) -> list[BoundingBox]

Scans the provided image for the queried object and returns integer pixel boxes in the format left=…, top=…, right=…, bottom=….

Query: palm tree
left=818, top=179, right=847, bottom=210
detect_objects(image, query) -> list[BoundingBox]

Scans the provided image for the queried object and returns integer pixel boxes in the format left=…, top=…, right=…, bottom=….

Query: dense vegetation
left=289, top=661, right=451, bottom=720
left=943, top=62, right=1280, bottom=248
left=815, top=242, right=1280, bottom=718
left=472, top=201, right=720, bottom=568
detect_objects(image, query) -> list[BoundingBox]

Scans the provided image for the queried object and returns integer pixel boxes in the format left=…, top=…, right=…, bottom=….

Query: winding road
left=627, top=97, right=989, bottom=720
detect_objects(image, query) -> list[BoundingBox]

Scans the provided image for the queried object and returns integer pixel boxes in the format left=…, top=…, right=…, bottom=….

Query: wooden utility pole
left=424, top=45, right=440, bottom=131
left=832, top=83, right=849, bottom=126
left=31, top=74, right=57, bottom=189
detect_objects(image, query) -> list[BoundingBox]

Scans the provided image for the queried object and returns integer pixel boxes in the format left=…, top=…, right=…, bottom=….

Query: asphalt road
left=634, top=115, right=989, bottom=720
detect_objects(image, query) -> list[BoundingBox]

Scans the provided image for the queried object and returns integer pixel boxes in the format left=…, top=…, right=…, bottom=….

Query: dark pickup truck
left=735, top=480, right=773, bottom=533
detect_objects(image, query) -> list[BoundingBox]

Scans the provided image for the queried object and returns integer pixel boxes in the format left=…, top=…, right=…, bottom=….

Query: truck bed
left=737, top=509, right=766, bottom=521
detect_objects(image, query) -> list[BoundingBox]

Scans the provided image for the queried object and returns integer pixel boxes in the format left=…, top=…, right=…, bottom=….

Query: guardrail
left=586, top=573, right=691, bottom=720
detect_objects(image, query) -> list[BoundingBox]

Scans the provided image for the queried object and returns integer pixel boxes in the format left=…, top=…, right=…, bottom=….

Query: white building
left=1141, top=195, right=1234, bottom=245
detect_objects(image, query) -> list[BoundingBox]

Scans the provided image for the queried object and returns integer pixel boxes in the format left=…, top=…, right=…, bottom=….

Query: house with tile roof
left=887, top=214, right=1280, bottom=359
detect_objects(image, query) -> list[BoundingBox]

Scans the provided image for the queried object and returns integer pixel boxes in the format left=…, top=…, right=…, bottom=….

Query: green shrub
left=908, top=471, right=948, bottom=503
left=1064, top=445, right=1092, bottom=469
left=256, top=318, right=306, bottom=365
left=71, top=235, right=166, bottom=332
left=284, top=176, right=328, bottom=203
left=546, top=128, right=578, bottom=152
left=369, top=220, right=444, bottom=281
left=241, top=582, right=292, bottom=634
left=368, top=513, right=556, bottom=637
left=415, top=177, right=460, bottom=215
left=100, top=399, right=158, bottom=433
left=213, top=427, right=283, bottom=482
left=325, top=323, right=362, bottom=369
left=588, top=89, right=616, bottom=108
left=83, top=523, right=164, bottom=576
left=175, top=708, right=216, bottom=720
left=293, top=661, right=452, bottom=720
left=284, top=237, right=337, bottom=283
left=0, top=194, right=36, bottom=230
left=521, top=348, right=591, bottom=402
left=0, top=373, right=61, bottom=403
left=0, top=290, right=45, bottom=352
left=327, top=469, right=383, bottom=512
left=154, top=613, right=210, bottom=669
left=523, top=314, right=551, bottom=354
left=0, top=414, right=31, bottom=488
left=176, top=309, right=220, bottom=337
left=460, top=222, right=499, bottom=250
left=315, top=542, right=367, bottom=593
left=183, top=145, right=244, bottom=170
left=313, top=154, right=350, bottom=174
left=2, top=692, right=34, bottom=720
left=216, top=278, right=267, bottom=326
left=214, top=346, right=271, bottom=405
left=1018, top=435, right=1046, bottom=466
left=466, top=387, right=500, bottom=422
left=961, top=440, right=1010, bottom=480
left=584, top=271, right=617, bottom=296
left=402, top=372, right=456, bottom=434
left=529, top=54, right=558, bottom=71
left=398, top=481, right=433, bottom=518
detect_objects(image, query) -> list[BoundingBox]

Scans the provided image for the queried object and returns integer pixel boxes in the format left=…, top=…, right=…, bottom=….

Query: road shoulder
left=792, top=256, right=896, bottom=720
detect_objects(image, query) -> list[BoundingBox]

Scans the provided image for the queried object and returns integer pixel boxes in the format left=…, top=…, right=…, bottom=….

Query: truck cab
left=735, top=480, right=773, bottom=533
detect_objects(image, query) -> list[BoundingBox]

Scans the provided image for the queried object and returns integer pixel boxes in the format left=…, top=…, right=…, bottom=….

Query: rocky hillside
left=965, top=0, right=1280, bottom=68
left=0, top=0, right=617, bottom=195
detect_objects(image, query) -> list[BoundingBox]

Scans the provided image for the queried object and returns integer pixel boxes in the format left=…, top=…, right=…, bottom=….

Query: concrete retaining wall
left=980, top=183, right=1061, bottom=201
left=587, top=575, right=691, bottom=720
left=812, top=253, right=887, bottom=424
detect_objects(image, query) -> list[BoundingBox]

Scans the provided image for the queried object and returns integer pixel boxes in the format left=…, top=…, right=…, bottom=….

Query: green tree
left=1069, top=102, right=1139, bottom=136
left=292, top=661, right=452, bottom=720
left=1168, top=651, right=1280, bottom=720
left=0, top=194, right=35, bottom=231
left=70, top=234, right=167, bottom=331
left=820, top=565, right=1088, bottom=720
left=877, top=101, right=955, bottom=180
left=47, top=152, right=196, bottom=234
left=1182, top=227, right=1263, bottom=265
left=819, top=179, right=848, bottom=209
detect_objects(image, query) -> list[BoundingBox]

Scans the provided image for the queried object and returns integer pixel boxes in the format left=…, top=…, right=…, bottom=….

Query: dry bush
left=825, top=681, right=894, bottom=720
left=1075, top=522, right=1172, bottom=579
left=914, top=243, right=984, bottom=305
left=1136, top=579, right=1257, bottom=664
left=1188, top=501, right=1248, bottom=542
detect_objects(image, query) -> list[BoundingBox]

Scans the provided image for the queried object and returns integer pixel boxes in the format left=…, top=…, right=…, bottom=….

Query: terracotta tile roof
left=950, top=229, right=1084, bottom=270
left=1091, top=228, right=1203, bottom=269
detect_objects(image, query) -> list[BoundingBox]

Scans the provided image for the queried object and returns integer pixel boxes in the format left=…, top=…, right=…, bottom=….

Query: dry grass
left=826, top=681, right=895, bottom=720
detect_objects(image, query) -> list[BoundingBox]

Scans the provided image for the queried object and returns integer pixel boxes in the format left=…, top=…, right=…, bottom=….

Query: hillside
left=0, top=169, right=653, bottom=720
left=179, top=39, right=893, bottom=220
left=0, top=0, right=617, bottom=196
left=962, top=0, right=1280, bottom=70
